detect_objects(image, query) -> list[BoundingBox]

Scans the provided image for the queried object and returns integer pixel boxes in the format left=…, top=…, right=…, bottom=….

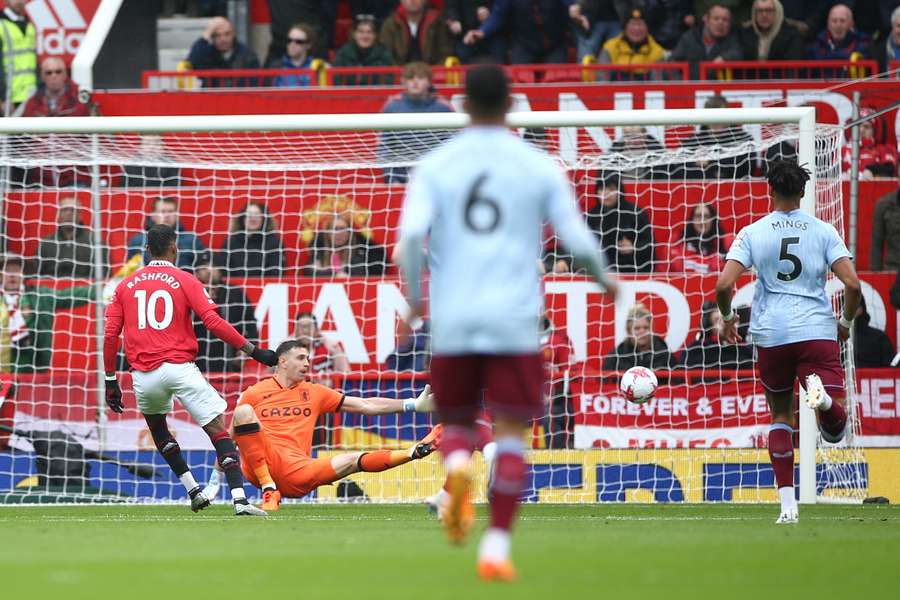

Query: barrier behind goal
left=0, top=109, right=866, bottom=504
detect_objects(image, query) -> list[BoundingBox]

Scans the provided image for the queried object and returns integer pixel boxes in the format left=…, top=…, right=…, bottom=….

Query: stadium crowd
left=172, top=1, right=900, bottom=81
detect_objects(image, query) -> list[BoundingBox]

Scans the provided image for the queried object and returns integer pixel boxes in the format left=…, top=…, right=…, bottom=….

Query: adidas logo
left=25, top=0, right=92, bottom=56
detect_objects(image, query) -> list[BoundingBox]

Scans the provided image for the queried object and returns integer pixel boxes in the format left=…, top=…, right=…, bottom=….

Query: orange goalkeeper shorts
left=240, top=436, right=339, bottom=498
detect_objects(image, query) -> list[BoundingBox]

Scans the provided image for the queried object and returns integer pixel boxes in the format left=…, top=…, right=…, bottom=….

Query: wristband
left=721, top=310, right=736, bottom=323
left=104, top=374, right=118, bottom=382
left=402, top=399, right=416, bottom=412
left=839, top=316, right=853, bottom=329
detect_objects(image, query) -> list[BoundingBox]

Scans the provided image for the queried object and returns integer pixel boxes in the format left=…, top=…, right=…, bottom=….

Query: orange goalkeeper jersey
left=236, top=377, right=344, bottom=457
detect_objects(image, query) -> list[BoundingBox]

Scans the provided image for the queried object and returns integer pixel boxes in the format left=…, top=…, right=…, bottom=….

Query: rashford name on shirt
left=126, top=271, right=182, bottom=290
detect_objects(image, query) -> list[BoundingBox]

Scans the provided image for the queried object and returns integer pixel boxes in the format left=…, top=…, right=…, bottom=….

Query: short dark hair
left=596, top=170, right=622, bottom=194
left=465, top=63, right=509, bottom=118
left=275, top=338, right=311, bottom=359
left=146, top=224, right=177, bottom=258
left=766, top=160, right=811, bottom=199
left=152, top=196, right=177, bottom=211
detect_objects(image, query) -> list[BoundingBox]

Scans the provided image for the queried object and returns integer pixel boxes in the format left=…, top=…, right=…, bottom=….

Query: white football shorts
left=131, top=361, right=227, bottom=427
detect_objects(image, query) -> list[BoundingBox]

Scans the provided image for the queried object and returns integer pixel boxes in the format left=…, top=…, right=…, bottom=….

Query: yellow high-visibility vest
left=0, top=18, right=37, bottom=104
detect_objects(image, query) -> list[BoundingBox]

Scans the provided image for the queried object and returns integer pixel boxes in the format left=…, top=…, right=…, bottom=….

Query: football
left=619, top=366, right=658, bottom=404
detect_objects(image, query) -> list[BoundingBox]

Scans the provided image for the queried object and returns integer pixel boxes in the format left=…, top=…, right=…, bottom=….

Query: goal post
left=0, top=108, right=864, bottom=505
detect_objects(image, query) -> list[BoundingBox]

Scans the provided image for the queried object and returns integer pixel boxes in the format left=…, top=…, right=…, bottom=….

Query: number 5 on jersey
left=135, top=289, right=174, bottom=330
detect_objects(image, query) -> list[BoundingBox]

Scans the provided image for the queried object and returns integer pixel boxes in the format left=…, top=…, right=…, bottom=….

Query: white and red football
left=619, top=366, right=658, bottom=404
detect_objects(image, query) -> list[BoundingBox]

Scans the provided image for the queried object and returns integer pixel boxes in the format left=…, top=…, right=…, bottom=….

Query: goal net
left=0, top=110, right=867, bottom=505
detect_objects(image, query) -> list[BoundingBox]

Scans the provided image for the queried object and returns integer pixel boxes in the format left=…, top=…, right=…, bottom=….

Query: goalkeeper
left=211, top=339, right=440, bottom=510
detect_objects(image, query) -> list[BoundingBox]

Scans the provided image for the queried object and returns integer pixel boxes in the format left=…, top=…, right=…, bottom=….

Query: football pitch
left=1, top=504, right=897, bottom=599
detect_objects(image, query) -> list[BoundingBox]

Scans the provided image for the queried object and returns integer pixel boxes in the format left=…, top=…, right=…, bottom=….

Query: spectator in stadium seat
left=603, top=302, right=674, bottom=371
left=809, top=4, right=870, bottom=63
left=841, top=109, right=898, bottom=180
left=186, top=16, right=260, bottom=87
left=380, top=0, right=454, bottom=65
left=608, top=126, right=665, bottom=179
left=445, top=1, right=508, bottom=63
left=294, top=311, right=350, bottom=373
left=739, top=0, right=807, bottom=64
left=870, top=176, right=900, bottom=271
left=192, top=261, right=259, bottom=373
left=0, top=254, right=92, bottom=374
left=667, top=203, right=732, bottom=274
left=674, top=95, right=755, bottom=179
left=872, top=5, right=900, bottom=73
left=265, top=1, right=324, bottom=66
left=385, top=317, right=430, bottom=371
left=462, top=0, right=587, bottom=64
left=215, top=202, right=284, bottom=278
left=126, top=197, right=207, bottom=272
left=21, top=57, right=90, bottom=118
left=121, top=134, right=181, bottom=188
left=378, top=61, right=455, bottom=184
left=304, top=214, right=387, bottom=278
left=569, top=0, right=624, bottom=62
left=597, top=9, right=668, bottom=81
left=584, top=170, right=655, bottom=273
left=334, top=14, right=396, bottom=85
left=269, top=22, right=316, bottom=87
left=852, top=294, right=896, bottom=368
left=682, top=301, right=753, bottom=371
left=540, top=312, right=576, bottom=448
left=34, top=196, right=109, bottom=279
left=669, top=3, right=743, bottom=79
left=692, top=0, right=751, bottom=24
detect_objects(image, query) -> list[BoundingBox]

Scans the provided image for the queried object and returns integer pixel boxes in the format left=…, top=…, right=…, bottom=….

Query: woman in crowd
left=667, top=202, right=732, bottom=273
left=216, top=202, right=284, bottom=277
left=603, top=302, right=674, bottom=372
left=305, top=213, right=386, bottom=277
left=270, top=22, right=316, bottom=87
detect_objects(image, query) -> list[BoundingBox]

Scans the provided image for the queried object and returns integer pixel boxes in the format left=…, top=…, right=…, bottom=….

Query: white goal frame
left=0, top=107, right=825, bottom=504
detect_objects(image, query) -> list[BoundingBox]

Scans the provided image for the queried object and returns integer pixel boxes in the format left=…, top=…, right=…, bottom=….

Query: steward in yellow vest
left=0, top=2, right=37, bottom=108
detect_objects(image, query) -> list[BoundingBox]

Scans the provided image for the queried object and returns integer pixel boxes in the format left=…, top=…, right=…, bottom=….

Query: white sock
left=179, top=472, right=199, bottom=493
left=445, top=449, right=471, bottom=472
left=778, top=486, right=797, bottom=511
left=230, top=487, right=246, bottom=502
left=434, top=488, right=449, bottom=504
left=478, top=527, right=511, bottom=562
left=819, top=389, right=833, bottom=411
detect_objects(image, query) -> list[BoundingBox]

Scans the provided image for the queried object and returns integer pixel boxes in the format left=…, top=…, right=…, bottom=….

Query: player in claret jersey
left=103, top=224, right=279, bottom=516
left=228, top=339, right=441, bottom=510
left=715, top=160, right=862, bottom=525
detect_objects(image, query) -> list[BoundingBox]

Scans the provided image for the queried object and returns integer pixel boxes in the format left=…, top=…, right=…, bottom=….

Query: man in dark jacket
left=193, top=262, right=259, bottom=373
left=809, top=3, right=870, bottom=67
left=380, top=0, right=454, bottom=65
left=870, top=182, right=900, bottom=271
left=445, top=1, right=508, bottom=63
left=584, top=171, right=654, bottom=273
left=740, top=0, right=806, bottom=67
left=186, top=16, right=260, bottom=87
left=853, top=295, right=895, bottom=368
left=673, top=95, right=756, bottom=179
left=35, top=196, right=109, bottom=279
left=669, top=3, right=743, bottom=79
left=126, top=197, right=207, bottom=271
left=463, top=0, right=584, bottom=64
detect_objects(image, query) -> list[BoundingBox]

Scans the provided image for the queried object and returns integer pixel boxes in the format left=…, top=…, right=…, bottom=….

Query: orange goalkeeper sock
left=233, top=422, right=275, bottom=490
left=357, top=450, right=412, bottom=473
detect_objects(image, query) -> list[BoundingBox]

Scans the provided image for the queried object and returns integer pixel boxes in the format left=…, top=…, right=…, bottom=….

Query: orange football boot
left=442, top=461, right=474, bottom=544
left=477, top=559, right=518, bottom=583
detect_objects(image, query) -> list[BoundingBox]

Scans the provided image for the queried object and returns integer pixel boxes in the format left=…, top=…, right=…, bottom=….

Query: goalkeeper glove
left=250, top=346, right=278, bottom=367
left=404, top=384, right=435, bottom=412
left=105, top=376, right=124, bottom=414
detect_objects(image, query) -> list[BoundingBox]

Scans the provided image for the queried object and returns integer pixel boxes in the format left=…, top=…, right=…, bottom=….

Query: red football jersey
left=104, top=260, right=248, bottom=373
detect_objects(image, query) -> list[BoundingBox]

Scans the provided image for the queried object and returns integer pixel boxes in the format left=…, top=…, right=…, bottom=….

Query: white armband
left=839, top=316, right=853, bottom=329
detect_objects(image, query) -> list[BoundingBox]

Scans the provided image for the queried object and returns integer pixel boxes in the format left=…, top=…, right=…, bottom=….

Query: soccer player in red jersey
left=228, top=339, right=440, bottom=511
left=103, top=224, right=279, bottom=516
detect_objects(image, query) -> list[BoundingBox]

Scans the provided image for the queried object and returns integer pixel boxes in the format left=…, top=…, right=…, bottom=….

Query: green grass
left=0, top=504, right=897, bottom=599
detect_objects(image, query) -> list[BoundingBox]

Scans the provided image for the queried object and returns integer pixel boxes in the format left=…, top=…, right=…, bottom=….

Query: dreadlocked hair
left=766, top=160, right=811, bottom=199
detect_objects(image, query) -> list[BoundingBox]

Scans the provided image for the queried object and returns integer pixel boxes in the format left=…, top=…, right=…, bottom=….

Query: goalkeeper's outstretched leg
left=230, top=400, right=442, bottom=511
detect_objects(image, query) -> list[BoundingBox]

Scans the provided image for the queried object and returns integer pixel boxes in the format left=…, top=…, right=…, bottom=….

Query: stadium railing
left=698, top=59, right=879, bottom=81
left=141, top=62, right=691, bottom=90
